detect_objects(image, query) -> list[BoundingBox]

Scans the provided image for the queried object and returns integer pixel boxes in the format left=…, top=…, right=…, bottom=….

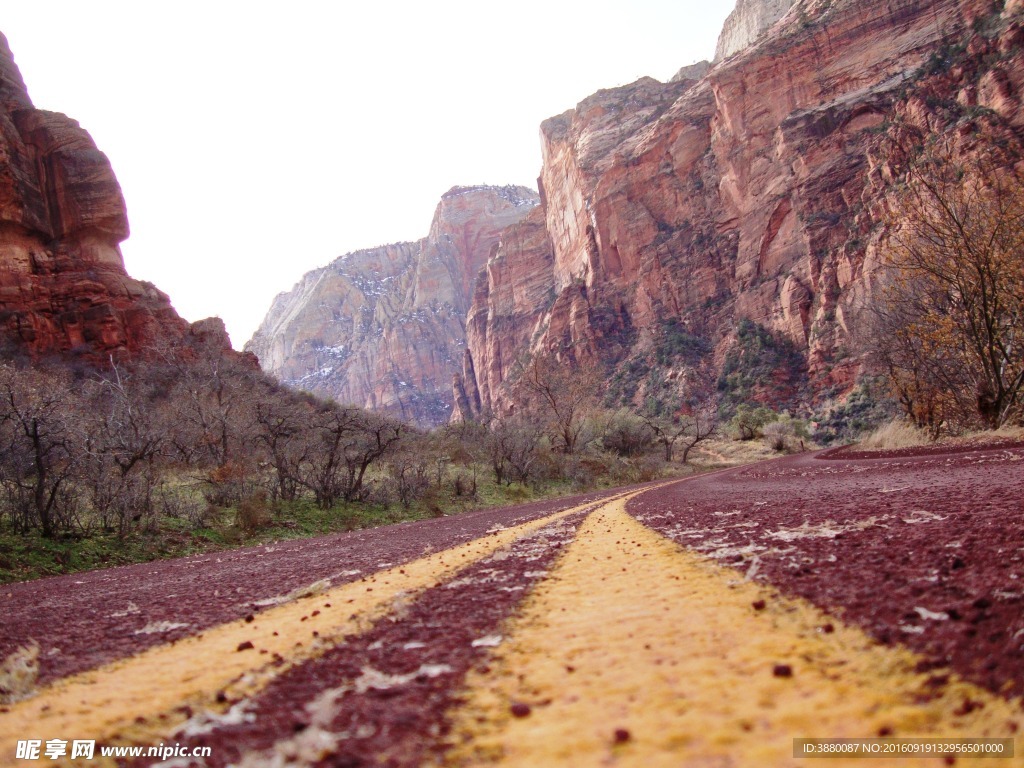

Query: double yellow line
left=438, top=499, right=1022, bottom=766
left=2, top=479, right=1020, bottom=767
left=0, top=491, right=639, bottom=766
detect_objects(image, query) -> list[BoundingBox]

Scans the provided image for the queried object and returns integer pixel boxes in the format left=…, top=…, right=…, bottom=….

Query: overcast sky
left=3, top=1, right=735, bottom=348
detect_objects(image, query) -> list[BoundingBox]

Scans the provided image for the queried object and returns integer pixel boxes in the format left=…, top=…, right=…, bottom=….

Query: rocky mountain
left=0, top=32, right=232, bottom=363
left=245, top=186, right=538, bottom=425
left=249, top=0, right=1024, bottom=426
left=714, top=0, right=798, bottom=61
left=454, top=0, right=1024, bottom=418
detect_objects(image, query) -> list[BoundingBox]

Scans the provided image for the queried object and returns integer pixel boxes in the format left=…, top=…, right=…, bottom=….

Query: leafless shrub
left=485, top=415, right=544, bottom=486
left=451, top=470, right=477, bottom=498
left=601, top=409, right=653, bottom=457
left=762, top=420, right=793, bottom=452
left=236, top=492, right=272, bottom=536
left=0, top=364, right=83, bottom=537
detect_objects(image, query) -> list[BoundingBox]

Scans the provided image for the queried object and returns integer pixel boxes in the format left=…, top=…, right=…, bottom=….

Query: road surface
left=1, top=443, right=1021, bottom=766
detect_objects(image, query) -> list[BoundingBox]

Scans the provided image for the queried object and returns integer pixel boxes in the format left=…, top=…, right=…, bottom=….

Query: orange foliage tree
left=875, top=135, right=1024, bottom=431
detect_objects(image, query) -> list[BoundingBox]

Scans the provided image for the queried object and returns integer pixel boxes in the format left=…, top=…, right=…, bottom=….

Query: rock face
left=714, top=0, right=798, bottom=61
left=454, top=204, right=556, bottom=421
left=0, top=32, right=212, bottom=361
left=670, top=61, right=711, bottom=83
left=245, top=186, right=538, bottom=425
left=251, top=0, right=1024, bottom=423
left=457, top=0, right=1022, bottom=417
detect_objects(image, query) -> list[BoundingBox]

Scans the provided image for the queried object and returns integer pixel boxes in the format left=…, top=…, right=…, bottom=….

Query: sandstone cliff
left=457, top=0, right=1023, bottom=418
left=0, top=32, right=222, bottom=361
left=714, top=0, right=798, bottom=61
left=245, top=186, right=538, bottom=425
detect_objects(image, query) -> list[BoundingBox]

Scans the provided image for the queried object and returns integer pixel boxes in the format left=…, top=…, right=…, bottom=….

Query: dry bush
left=762, top=420, right=794, bottom=452
left=859, top=419, right=933, bottom=450
left=601, top=409, right=653, bottom=457
left=991, top=424, right=1024, bottom=440
left=558, top=453, right=609, bottom=489
left=615, top=455, right=667, bottom=484
left=236, top=492, right=272, bottom=535
left=689, top=435, right=780, bottom=467
left=486, top=415, right=545, bottom=486
left=451, top=470, right=477, bottom=498
left=387, top=453, right=431, bottom=509
left=155, top=481, right=209, bottom=529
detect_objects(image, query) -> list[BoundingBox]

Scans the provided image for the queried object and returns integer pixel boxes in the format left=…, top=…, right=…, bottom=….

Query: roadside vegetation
left=868, top=124, right=1024, bottom=436
left=855, top=420, right=1024, bottom=453
left=0, top=334, right=743, bottom=584
left=0, top=309, right=830, bottom=584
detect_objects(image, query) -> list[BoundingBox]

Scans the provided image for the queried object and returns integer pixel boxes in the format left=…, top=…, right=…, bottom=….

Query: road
left=0, top=443, right=1021, bottom=766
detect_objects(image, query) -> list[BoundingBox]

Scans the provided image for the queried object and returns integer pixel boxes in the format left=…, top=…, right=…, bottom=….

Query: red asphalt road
left=628, top=441, right=1024, bottom=696
left=2, top=441, right=1022, bottom=703
left=0, top=486, right=634, bottom=685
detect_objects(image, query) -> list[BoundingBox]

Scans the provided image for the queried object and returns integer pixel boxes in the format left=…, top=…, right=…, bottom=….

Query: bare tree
left=876, top=132, right=1024, bottom=429
left=641, top=401, right=718, bottom=463
left=299, top=405, right=362, bottom=509
left=80, top=363, right=164, bottom=536
left=867, top=281, right=961, bottom=436
left=518, top=355, right=597, bottom=455
left=161, top=347, right=259, bottom=472
left=639, top=359, right=719, bottom=463
left=299, top=404, right=406, bottom=508
left=0, top=365, right=82, bottom=537
left=342, top=412, right=406, bottom=502
left=254, top=392, right=310, bottom=502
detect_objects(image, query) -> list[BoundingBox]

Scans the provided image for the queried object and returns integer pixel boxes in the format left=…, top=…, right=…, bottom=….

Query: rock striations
left=714, top=0, right=798, bottom=61
left=0, top=32, right=228, bottom=362
left=454, top=0, right=1023, bottom=417
left=252, top=0, right=1024, bottom=422
left=245, top=186, right=538, bottom=425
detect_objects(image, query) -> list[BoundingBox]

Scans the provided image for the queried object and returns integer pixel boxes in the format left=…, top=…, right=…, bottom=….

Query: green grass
left=0, top=466, right=644, bottom=585
left=0, top=527, right=204, bottom=584
left=0, top=499, right=394, bottom=585
left=0, top=447, right=752, bottom=586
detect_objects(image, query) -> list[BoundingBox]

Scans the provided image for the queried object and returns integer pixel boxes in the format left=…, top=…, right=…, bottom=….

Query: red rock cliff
left=458, top=0, right=1022, bottom=416
left=245, top=186, right=539, bottom=425
left=0, top=32, right=209, bottom=361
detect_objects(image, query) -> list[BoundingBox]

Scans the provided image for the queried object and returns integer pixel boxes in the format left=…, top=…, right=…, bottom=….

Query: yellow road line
left=0, top=494, right=624, bottom=765
left=441, top=499, right=1023, bottom=767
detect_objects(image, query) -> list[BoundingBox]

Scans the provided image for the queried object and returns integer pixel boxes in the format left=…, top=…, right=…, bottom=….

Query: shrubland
left=0, top=339, right=719, bottom=583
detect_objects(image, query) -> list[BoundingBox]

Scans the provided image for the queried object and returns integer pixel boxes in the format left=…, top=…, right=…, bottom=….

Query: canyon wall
left=0, top=32, right=225, bottom=362
left=457, top=0, right=1023, bottom=418
left=250, top=0, right=1024, bottom=424
left=715, top=0, right=798, bottom=61
left=245, top=186, right=538, bottom=425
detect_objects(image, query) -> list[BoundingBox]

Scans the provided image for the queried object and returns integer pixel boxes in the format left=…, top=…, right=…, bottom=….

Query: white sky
left=2, top=1, right=734, bottom=349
